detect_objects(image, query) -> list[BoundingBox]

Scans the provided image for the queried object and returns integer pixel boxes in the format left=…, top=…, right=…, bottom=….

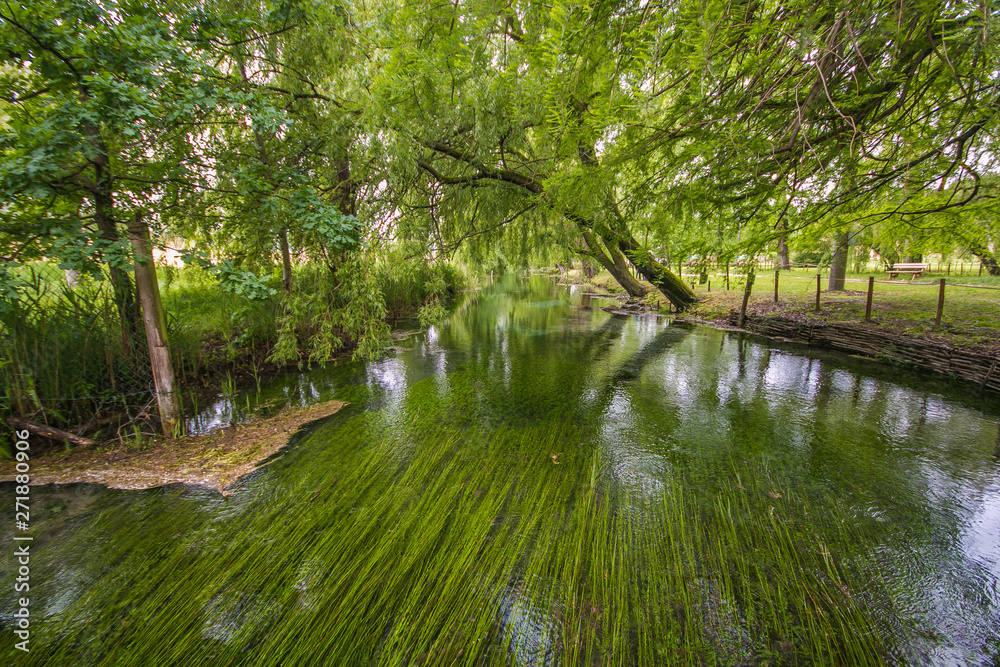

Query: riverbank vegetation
left=2, top=0, right=998, bottom=442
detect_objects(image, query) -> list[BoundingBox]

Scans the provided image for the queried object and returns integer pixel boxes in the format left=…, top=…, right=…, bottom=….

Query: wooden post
left=815, top=275, right=821, bottom=311
left=773, top=270, right=779, bottom=303
left=725, top=263, right=730, bottom=290
left=935, top=278, right=945, bottom=328
left=737, top=270, right=755, bottom=328
left=707, top=279, right=711, bottom=293
left=947, top=262, right=951, bottom=276
left=128, top=212, right=183, bottom=437
left=864, top=276, right=874, bottom=322
left=980, top=262, right=984, bottom=276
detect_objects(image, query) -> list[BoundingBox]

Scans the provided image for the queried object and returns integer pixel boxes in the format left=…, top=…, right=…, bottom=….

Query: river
left=3, top=276, right=999, bottom=665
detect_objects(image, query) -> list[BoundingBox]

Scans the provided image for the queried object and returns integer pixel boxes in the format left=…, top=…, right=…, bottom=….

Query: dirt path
left=0, top=400, right=346, bottom=495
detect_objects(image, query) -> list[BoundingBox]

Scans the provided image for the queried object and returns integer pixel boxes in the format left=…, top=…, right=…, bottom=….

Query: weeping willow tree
left=354, top=0, right=997, bottom=307
left=3, top=0, right=996, bottom=377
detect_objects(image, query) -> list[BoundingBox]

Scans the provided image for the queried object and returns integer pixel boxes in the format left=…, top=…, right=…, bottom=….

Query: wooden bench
left=886, top=262, right=929, bottom=279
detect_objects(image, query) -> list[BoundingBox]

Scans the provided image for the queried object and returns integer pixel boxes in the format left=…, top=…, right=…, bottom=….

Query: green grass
left=669, top=266, right=1000, bottom=349
left=2, top=258, right=464, bottom=440
left=161, top=264, right=284, bottom=378
left=10, top=412, right=891, bottom=666
left=0, top=264, right=154, bottom=434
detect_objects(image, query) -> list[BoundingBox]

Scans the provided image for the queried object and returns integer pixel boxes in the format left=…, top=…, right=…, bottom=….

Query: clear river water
left=3, top=276, right=999, bottom=665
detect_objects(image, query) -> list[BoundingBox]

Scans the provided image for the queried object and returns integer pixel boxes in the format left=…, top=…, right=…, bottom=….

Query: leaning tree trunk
left=609, top=230, right=697, bottom=310
left=128, top=212, right=183, bottom=437
left=828, top=231, right=849, bottom=291
left=574, top=143, right=680, bottom=303
left=580, top=228, right=648, bottom=297
left=593, top=180, right=697, bottom=311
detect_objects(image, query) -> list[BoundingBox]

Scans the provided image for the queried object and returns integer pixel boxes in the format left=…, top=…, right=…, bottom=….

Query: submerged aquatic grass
left=3, top=276, right=998, bottom=665
left=14, top=417, right=891, bottom=665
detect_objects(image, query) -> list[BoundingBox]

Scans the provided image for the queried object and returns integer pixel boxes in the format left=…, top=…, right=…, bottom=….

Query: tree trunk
left=738, top=269, right=755, bottom=328
left=279, top=228, right=293, bottom=293
left=777, top=232, right=790, bottom=270
left=6, top=417, right=97, bottom=448
left=240, top=59, right=299, bottom=294
left=128, top=212, right=183, bottom=437
left=828, top=231, right=849, bottom=291
left=334, top=156, right=358, bottom=217
left=902, top=237, right=921, bottom=263
left=580, top=228, right=648, bottom=297
left=966, top=241, right=1000, bottom=276
left=591, top=175, right=697, bottom=311
left=94, top=179, right=140, bottom=338
left=610, top=231, right=697, bottom=310
left=83, top=106, right=140, bottom=337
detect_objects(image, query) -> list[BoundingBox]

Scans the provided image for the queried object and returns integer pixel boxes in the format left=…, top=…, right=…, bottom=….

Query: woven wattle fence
left=726, top=314, right=1000, bottom=395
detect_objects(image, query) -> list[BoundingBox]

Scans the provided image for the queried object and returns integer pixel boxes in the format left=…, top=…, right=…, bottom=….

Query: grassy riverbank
left=0, top=256, right=463, bottom=450
left=561, top=266, right=1000, bottom=356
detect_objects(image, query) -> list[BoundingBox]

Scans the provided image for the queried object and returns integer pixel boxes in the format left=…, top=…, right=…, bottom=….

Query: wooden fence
left=727, top=314, right=1000, bottom=396
left=635, top=258, right=989, bottom=279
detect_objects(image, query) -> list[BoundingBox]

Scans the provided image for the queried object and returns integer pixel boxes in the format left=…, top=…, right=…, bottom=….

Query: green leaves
left=292, top=188, right=362, bottom=252
left=179, top=249, right=278, bottom=300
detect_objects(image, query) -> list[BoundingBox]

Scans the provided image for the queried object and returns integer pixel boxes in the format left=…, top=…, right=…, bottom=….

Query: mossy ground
left=0, top=400, right=346, bottom=494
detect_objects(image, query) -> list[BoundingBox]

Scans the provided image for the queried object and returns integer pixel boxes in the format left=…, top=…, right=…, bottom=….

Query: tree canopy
left=3, top=0, right=998, bottom=312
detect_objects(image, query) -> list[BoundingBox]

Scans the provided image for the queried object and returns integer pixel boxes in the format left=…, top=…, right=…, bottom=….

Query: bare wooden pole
left=738, top=270, right=755, bottom=328
left=725, top=262, right=730, bottom=290
left=935, top=278, right=946, bottom=328
left=773, top=270, right=779, bottom=303
left=128, top=212, right=183, bottom=437
left=815, top=275, right=821, bottom=311
left=864, top=276, right=874, bottom=322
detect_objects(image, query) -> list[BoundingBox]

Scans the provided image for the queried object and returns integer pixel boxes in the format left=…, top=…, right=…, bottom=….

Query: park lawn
left=680, top=268, right=1000, bottom=355
left=566, top=266, right=1000, bottom=356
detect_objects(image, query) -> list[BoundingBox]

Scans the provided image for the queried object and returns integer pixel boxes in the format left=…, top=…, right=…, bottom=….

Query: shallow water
left=3, top=276, right=999, bottom=665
